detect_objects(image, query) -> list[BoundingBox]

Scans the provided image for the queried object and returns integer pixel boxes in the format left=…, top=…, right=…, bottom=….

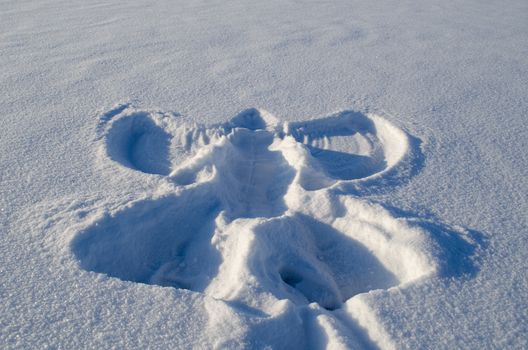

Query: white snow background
left=1, top=0, right=527, bottom=349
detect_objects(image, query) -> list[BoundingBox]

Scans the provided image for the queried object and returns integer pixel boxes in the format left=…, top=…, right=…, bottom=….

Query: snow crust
left=1, top=0, right=527, bottom=349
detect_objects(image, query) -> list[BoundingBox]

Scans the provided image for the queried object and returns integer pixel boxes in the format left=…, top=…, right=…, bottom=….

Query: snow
left=1, top=0, right=527, bottom=349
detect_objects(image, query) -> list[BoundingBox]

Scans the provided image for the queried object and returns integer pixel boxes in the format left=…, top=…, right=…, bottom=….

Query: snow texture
left=1, top=0, right=527, bottom=349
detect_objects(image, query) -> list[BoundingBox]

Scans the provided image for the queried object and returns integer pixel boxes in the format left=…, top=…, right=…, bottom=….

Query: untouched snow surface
left=1, top=0, right=527, bottom=349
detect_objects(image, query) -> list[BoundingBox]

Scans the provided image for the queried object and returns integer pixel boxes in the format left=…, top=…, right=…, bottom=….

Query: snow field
left=1, top=0, right=526, bottom=348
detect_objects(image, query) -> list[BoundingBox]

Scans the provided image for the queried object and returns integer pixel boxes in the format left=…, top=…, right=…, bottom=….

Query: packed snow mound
left=71, top=105, right=473, bottom=347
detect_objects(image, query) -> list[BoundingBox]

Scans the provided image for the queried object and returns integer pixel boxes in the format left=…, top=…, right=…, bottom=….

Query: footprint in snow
left=71, top=105, right=479, bottom=347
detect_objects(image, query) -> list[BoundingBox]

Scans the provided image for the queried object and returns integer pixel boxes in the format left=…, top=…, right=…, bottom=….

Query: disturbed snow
left=58, top=106, right=475, bottom=348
